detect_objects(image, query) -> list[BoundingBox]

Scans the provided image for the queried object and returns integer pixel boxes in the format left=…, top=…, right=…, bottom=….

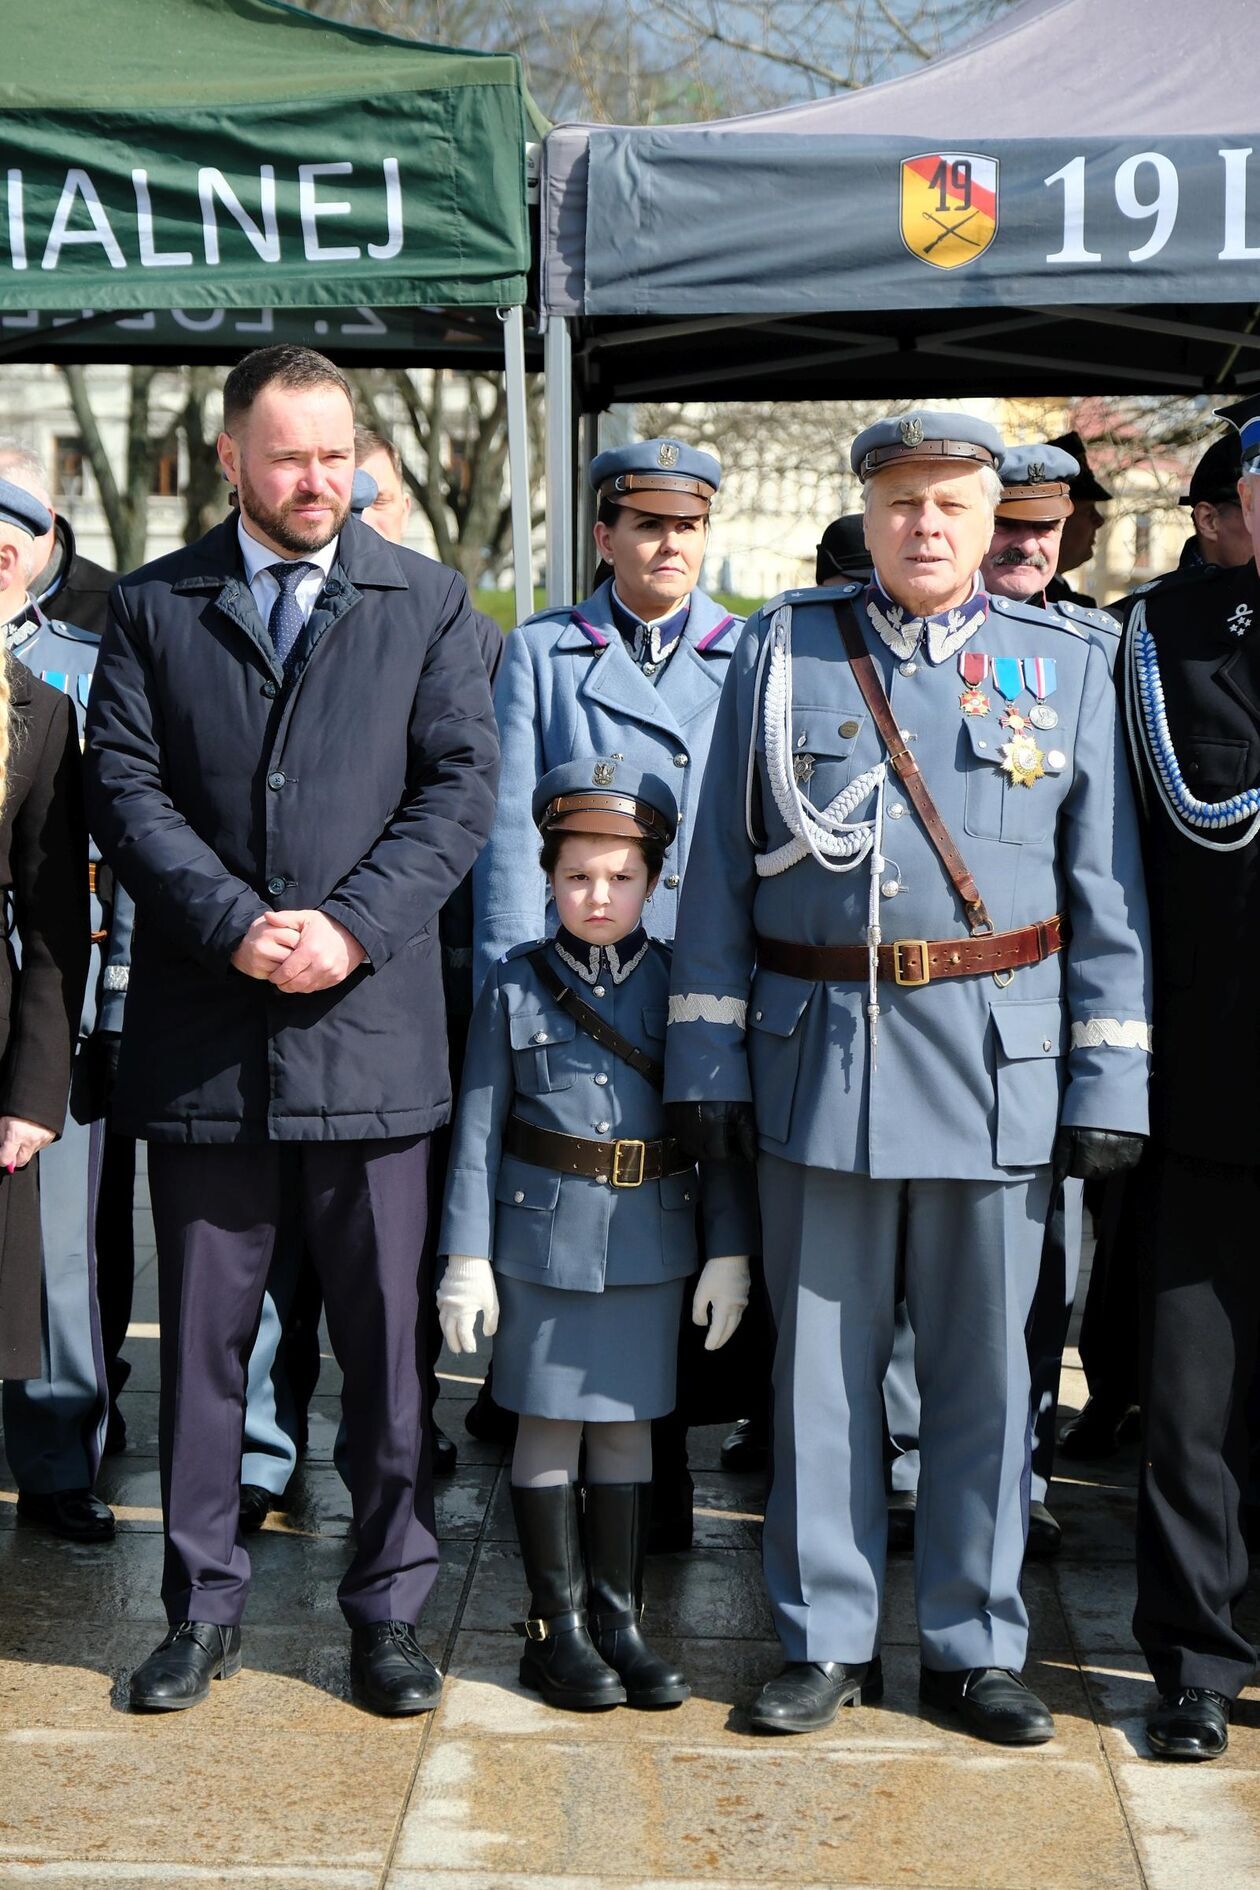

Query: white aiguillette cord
left=747, top=603, right=889, bottom=1060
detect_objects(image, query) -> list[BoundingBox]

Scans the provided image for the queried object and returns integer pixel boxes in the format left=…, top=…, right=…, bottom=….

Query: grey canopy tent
left=0, top=0, right=545, bottom=618
left=538, top=0, right=1260, bottom=598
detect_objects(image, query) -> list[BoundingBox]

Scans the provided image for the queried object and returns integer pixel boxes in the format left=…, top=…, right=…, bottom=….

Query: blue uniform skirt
left=492, top=1273, right=688, bottom=1422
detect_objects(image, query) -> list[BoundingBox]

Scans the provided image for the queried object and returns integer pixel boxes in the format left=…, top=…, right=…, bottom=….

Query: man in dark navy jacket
left=84, top=345, right=499, bottom=1718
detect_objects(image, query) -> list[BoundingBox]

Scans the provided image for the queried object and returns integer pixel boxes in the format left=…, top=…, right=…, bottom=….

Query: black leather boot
left=511, top=1484, right=626, bottom=1711
left=129, top=1622, right=242, bottom=1711
left=584, top=1483, right=689, bottom=1708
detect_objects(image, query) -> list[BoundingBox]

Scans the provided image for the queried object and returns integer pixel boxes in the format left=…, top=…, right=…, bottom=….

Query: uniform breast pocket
left=495, top=1158, right=561, bottom=1271
left=991, top=1000, right=1066, bottom=1168
left=1181, top=736, right=1253, bottom=799
left=961, top=716, right=1064, bottom=845
left=758, top=705, right=868, bottom=811
left=746, top=973, right=812, bottom=1145
left=508, top=1010, right=578, bottom=1094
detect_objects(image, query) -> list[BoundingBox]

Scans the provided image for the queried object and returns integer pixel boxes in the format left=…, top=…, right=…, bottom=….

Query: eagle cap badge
left=899, top=417, right=925, bottom=448
left=592, top=761, right=616, bottom=786
left=1028, top=459, right=1046, bottom=481
left=657, top=441, right=680, bottom=468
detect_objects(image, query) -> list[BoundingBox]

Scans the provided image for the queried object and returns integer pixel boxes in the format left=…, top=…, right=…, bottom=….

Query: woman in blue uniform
left=439, top=763, right=754, bottom=1711
left=472, top=440, right=741, bottom=991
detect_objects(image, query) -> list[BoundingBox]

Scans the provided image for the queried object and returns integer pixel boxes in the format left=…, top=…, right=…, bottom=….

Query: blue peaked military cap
left=533, top=759, right=679, bottom=846
left=0, top=477, right=52, bottom=539
left=995, top=443, right=1080, bottom=521
left=589, top=438, right=721, bottom=517
left=350, top=467, right=379, bottom=514
left=1217, top=393, right=1260, bottom=475
left=850, top=409, right=1004, bottom=482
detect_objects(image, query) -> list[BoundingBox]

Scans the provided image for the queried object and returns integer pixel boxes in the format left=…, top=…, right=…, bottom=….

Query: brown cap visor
left=860, top=438, right=999, bottom=481
left=994, top=483, right=1073, bottom=522
left=540, top=792, right=674, bottom=842
left=598, top=472, right=714, bottom=519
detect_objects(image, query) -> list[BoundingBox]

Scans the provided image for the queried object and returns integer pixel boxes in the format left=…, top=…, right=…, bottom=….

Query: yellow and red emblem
left=900, top=152, right=998, bottom=270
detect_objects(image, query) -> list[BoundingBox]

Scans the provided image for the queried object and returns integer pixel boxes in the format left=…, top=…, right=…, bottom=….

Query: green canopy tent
left=0, top=0, right=545, bottom=615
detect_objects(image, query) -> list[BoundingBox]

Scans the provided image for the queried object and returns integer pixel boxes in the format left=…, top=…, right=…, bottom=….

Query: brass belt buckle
left=611, top=1138, right=646, bottom=1188
left=523, top=1617, right=551, bottom=1642
left=892, top=939, right=931, bottom=987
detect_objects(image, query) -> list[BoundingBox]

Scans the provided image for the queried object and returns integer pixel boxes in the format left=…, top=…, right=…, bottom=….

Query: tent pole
left=545, top=315, right=574, bottom=605
left=576, top=410, right=598, bottom=596
left=502, top=304, right=533, bottom=627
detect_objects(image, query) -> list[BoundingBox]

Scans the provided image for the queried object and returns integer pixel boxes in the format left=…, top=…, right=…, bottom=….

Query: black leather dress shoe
left=1147, top=1687, right=1230, bottom=1760
left=237, top=1485, right=272, bottom=1535
left=464, top=1384, right=518, bottom=1444
left=887, top=1490, right=916, bottom=1553
left=720, top=1416, right=769, bottom=1473
left=350, top=1621, right=443, bottom=1717
left=749, top=1657, right=884, bottom=1734
left=1025, top=1500, right=1062, bottom=1559
left=130, top=1622, right=242, bottom=1711
left=1058, top=1398, right=1140, bottom=1461
left=17, top=1488, right=116, bottom=1543
left=920, top=1666, right=1054, bottom=1744
left=432, top=1424, right=457, bottom=1479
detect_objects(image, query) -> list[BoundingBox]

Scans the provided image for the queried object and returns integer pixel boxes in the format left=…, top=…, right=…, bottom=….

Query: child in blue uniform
left=437, top=761, right=754, bottom=1711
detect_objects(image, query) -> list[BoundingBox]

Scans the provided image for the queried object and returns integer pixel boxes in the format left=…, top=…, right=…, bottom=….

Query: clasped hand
left=231, top=909, right=366, bottom=993
left=0, top=1115, right=55, bottom=1172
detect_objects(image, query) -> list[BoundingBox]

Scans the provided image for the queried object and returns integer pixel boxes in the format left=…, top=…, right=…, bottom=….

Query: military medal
left=991, top=655, right=1030, bottom=731
left=1027, top=656, right=1059, bottom=729
left=958, top=650, right=990, bottom=717
left=999, top=733, right=1046, bottom=787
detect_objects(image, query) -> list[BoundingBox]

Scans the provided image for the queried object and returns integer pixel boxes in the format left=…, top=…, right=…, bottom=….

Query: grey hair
left=862, top=463, right=1003, bottom=512
left=0, top=439, right=51, bottom=507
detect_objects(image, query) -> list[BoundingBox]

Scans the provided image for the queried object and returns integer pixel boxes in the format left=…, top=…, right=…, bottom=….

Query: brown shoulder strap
left=833, top=600, right=993, bottom=936
left=525, top=947, right=665, bottom=1090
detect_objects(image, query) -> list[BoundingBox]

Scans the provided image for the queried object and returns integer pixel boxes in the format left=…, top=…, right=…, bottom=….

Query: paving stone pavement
left=1, top=1180, right=1257, bottom=1890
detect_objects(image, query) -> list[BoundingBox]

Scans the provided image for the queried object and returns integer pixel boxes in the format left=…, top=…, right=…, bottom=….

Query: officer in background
left=1046, top=429, right=1111, bottom=609
left=1117, top=395, right=1260, bottom=1760
left=0, top=462, right=134, bottom=1543
left=1062, top=423, right=1255, bottom=1468
left=1175, top=431, right=1251, bottom=574
left=473, top=438, right=755, bottom=1548
left=815, top=515, right=875, bottom=587
left=665, top=410, right=1151, bottom=1741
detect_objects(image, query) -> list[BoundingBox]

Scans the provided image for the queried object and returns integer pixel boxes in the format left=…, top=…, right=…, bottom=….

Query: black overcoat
left=83, top=515, right=499, bottom=1144
left=0, top=667, right=89, bottom=1378
left=1118, top=556, right=1260, bottom=1163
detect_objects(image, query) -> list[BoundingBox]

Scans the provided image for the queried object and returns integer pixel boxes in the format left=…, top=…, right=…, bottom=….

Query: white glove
left=436, top=1255, right=500, bottom=1355
left=691, top=1255, right=751, bottom=1352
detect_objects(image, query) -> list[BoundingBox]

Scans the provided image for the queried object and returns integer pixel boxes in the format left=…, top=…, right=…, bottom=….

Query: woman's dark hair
left=540, top=828, right=668, bottom=883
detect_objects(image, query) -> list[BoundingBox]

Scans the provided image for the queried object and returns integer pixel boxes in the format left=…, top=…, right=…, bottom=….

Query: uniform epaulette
left=990, top=593, right=1079, bottom=634
left=1051, top=597, right=1121, bottom=635
left=501, top=938, right=549, bottom=964
left=519, top=604, right=575, bottom=630
left=763, top=582, right=860, bottom=613
left=1119, top=560, right=1230, bottom=608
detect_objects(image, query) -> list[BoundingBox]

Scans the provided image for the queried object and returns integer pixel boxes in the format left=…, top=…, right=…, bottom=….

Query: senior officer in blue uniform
left=882, top=445, right=1124, bottom=1561
left=0, top=474, right=134, bottom=1545
left=470, top=439, right=751, bottom=1536
left=665, top=410, right=1152, bottom=1742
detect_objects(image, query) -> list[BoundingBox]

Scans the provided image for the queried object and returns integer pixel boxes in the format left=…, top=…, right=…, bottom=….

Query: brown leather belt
left=504, top=1116, right=692, bottom=1189
left=756, top=916, right=1066, bottom=989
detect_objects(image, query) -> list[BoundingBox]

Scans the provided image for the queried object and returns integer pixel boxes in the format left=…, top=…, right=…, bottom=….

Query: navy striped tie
left=265, top=562, right=315, bottom=668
